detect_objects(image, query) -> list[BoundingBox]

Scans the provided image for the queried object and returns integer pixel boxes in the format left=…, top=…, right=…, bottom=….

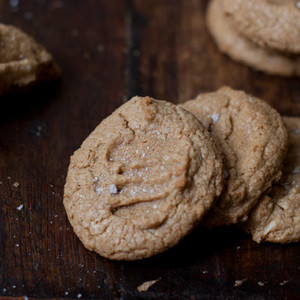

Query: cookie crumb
left=17, top=204, right=23, bottom=210
left=71, top=29, right=79, bottom=37
left=13, top=182, right=20, bottom=188
left=97, top=45, right=105, bottom=52
left=137, top=278, right=160, bottom=292
left=83, top=52, right=90, bottom=59
left=279, top=280, right=289, bottom=286
left=234, top=279, right=246, bottom=287
left=258, top=281, right=265, bottom=286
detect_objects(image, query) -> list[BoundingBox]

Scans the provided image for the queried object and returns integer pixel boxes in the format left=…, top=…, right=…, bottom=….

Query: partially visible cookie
left=206, top=0, right=300, bottom=76
left=244, top=117, right=300, bottom=243
left=182, top=87, right=288, bottom=227
left=64, top=97, right=223, bottom=260
left=0, top=23, right=61, bottom=95
left=220, top=0, right=300, bottom=54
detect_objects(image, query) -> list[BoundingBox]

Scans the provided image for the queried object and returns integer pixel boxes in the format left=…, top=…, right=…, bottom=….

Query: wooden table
left=0, top=1, right=299, bottom=299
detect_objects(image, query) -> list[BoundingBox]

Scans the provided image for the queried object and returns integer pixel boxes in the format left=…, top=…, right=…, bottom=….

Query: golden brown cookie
left=244, top=117, right=300, bottom=244
left=64, top=97, right=223, bottom=260
left=220, top=0, right=300, bottom=54
left=182, top=87, right=288, bottom=227
left=0, top=23, right=60, bottom=95
left=207, top=0, right=300, bottom=77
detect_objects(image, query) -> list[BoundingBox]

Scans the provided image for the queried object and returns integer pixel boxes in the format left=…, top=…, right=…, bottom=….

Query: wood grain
left=0, top=0, right=299, bottom=299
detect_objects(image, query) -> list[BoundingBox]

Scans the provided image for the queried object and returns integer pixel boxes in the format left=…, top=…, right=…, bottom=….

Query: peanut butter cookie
left=64, top=97, right=223, bottom=260
left=0, top=23, right=60, bottom=95
left=182, top=87, right=288, bottom=227
left=244, top=117, right=300, bottom=243
left=220, top=0, right=300, bottom=54
left=207, top=0, right=300, bottom=76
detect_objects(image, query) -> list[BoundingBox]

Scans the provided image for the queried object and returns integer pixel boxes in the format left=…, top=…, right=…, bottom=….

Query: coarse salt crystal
left=77, top=294, right=82, bottom=298
left=17, top=204, right=23, bottom=210
left=297, top=1, right=300, bottom=9
left=96, top=187, right=103, bottom=194
left=211, top=114, right=219, bottom=123
left=292, top=166, right=300, bottom=174
left=110, top=184, right=118, bottom=194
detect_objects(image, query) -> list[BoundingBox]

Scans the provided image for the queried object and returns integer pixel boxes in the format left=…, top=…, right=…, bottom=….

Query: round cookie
left=64, top=96, right=224, bottom=260
left=220, top=0, right=300, bottom=54
left=0, top=23, right=61, bottom=95
left=182, top=87, right=288, bottom=227
left=206, top=0, right=300, bottom=77
left=244, top=117, right=300, bottom=244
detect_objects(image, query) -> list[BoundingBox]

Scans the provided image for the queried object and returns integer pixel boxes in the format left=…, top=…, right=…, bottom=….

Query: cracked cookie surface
left=64, top=97, right=223, bottom=260
left=220, top=0, right=300, bottom=54
left=182, top=87, right=288, bottom=227
left=244, top=117, right=300, bottom=243
left=0, top=23, right=60, bottom=95
left=207, top=0, right=300, bottom=76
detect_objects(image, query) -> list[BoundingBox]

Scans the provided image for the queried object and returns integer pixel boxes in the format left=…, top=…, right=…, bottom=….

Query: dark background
left=0, top=0, right=299, bottom=299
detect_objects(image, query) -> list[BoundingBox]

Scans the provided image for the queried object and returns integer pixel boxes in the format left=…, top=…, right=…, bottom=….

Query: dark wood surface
left=0, top=1, right=299, bottom=299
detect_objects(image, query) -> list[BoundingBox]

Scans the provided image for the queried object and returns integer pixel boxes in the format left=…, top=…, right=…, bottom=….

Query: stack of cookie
left=207, top=0, right=300, bottom=76
left=64, top=87, right=300, bottom=260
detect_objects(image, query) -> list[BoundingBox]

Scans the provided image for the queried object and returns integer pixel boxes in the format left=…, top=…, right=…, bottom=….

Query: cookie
left=182, top=87, right=288, bottom=227
left=64, top=97, right=223, bottom=260
left=0, top=23, right=61, bottom=95
left=206, top=0, right=300, bottom=77
left=220, top=0, right=300, bottom=54
left=244, top=117, right=300, bottom=244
